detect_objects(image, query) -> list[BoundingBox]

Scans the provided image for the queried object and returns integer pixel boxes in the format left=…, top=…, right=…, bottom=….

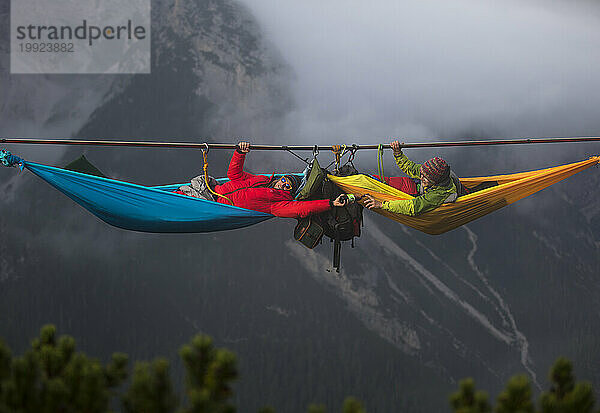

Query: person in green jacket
left=364, top=140, right=466, bottom=216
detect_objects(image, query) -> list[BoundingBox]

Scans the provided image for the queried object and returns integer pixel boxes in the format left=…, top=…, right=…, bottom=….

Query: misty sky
left=2, top=0, right=600, bottom=170
left=240, top=0, right=600, bottom=144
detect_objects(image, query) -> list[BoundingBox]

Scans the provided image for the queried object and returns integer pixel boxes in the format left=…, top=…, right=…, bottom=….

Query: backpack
left=293, top=161, right=363, bottom=272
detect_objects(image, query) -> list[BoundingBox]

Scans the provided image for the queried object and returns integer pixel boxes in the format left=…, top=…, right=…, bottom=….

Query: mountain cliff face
left=291, top=179, right=600, bottom=391
left=1, top=1, right=599, bottom=412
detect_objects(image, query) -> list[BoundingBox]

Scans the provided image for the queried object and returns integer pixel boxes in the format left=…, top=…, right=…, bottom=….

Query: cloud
left=240, top=0, right=600, bottom=145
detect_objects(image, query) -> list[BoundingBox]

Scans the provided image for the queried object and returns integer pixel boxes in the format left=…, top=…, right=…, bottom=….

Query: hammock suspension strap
left=347, top=144, right=358, bottom=165
left=332, top=144, right=348, bottom=173
left=201, top=144, right=233, bottom=205
left=377, top=144, right=385, bottom=182
left=283, top=146, right=310, bottom=164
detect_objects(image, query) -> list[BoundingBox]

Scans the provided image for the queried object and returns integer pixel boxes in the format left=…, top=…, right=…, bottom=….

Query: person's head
left=420, top=157, right=450, bottom=188
left=273, top=174, right=301, bottom=195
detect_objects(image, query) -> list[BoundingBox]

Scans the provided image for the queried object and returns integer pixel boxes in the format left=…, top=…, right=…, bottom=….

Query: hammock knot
left=0, top=149, right=24, bottom=170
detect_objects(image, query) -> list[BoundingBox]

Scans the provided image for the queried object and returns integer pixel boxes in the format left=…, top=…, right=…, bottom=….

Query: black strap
left=333, top=238, right=341, bottom=273
left=284, top=147, right=310, bottom=164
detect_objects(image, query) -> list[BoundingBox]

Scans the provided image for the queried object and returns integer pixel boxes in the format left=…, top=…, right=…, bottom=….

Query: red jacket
left=214, top=150, right=331, bottom=218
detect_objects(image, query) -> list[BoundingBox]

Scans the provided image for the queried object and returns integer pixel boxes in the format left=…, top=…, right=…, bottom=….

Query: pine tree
left=342, top=396, right=367, bottom=413
left=539, top=357, right=596, bottom=413
left=449, top=358, right=599, bottom=413
left=8, top=325, right=600, bottom=413
left=0, top=324, right=128, bottom=413
left=122, top=358, right=177, bottom=413
left=449, top=378, right=492, bottom=413
left=0, top=326, right=371, bottom=413
left=495, top=374, right=534, bottom=413
left=307, top=403, right=327, bottom=413
left=179, top=334, right=238, bottom=413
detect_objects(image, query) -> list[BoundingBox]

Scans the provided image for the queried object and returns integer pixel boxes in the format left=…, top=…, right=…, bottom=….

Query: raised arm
left=391, top=140, right=421, bottom=178
left=227, top=141, right=253, bottom=181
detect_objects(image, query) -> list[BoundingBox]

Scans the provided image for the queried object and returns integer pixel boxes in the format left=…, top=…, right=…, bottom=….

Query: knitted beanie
left=421, top=157, right=450, bottom=185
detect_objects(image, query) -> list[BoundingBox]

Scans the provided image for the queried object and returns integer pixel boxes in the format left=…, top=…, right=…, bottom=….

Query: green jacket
left=380, top=152, right=459, bottom=216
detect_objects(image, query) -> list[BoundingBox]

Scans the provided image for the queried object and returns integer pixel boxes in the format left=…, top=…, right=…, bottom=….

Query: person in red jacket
left=177, top=141, right=348, bottom=218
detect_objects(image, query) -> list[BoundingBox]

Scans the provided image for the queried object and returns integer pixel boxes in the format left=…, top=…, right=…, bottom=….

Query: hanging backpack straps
left=201, top=144, right=233, bottom=205
left=333, top=234, right=342, bottom=272
left=377, top=144, right=386, bottom=183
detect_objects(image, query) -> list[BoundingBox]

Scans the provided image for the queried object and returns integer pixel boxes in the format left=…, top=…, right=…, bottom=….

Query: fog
left=240, top=0, right=600, bottom=145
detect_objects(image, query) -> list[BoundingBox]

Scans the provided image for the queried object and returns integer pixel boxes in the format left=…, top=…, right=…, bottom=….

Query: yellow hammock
left=329, top=156, right=600, bottom=235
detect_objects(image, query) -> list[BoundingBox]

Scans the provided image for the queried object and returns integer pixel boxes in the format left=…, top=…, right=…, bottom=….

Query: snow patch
left=365, top=220, right=513, bottom=345
left=408, top=226, right=512, bottom=329
left=464, top=226, right=540, bottom=389
left=385, top=273, right=412, bottom=304
left=266, top=305, right=293, bottom=317
left=532, top=230, right=563, bottom=259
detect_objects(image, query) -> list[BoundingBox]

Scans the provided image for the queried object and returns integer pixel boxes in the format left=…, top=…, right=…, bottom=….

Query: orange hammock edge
left=329, top=156, right=599, bottom=235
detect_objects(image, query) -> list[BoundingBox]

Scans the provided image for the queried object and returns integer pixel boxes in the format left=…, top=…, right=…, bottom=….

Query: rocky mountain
left=1, top=1, right=600, bottom=412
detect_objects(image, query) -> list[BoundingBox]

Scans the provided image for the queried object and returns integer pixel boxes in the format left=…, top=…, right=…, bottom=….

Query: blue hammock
left=22, top=161, right=273, bottom=233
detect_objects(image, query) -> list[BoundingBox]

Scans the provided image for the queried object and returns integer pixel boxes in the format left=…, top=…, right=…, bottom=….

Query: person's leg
left=372, top=175, right=418, bottom=195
